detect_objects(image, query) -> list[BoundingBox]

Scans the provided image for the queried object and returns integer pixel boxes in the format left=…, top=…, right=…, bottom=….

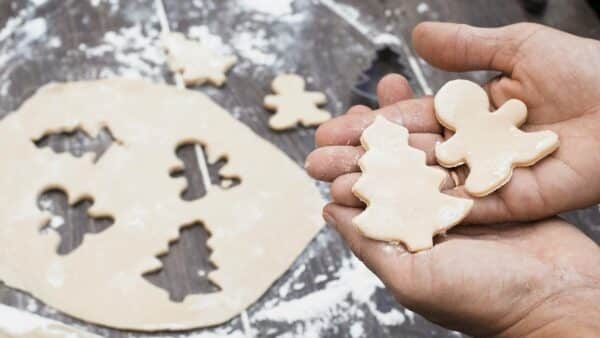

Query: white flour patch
left=373, top=33, right=402, bottom=46
left=78, top=23, right=165, bottom=79
left=0, top=304, right=49, bottom=335
left=89, top=0, right=120, bottom=12
left=237, top=0, right=294, bottom=16
left=253, top=256, right=406, bottom=335
left=49, top=216, right=65, bottom=229
left=187, top=25, right=233, bottom=55
left=417, top=2, right=430, bottom=14
left=0, top=304, right=95, bottom=337
left=26, top=299, right=38, bottom=312
left=350, top=322, right=364, bottom=337
left=230, top=29, right=278, bottom=67
left=319, top=0, right=403, bottom=50
left=314, top=274, right=327, bottom=283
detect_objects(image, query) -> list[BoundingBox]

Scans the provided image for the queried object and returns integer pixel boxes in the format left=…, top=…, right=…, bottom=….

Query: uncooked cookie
left=0, top=304, right=99, bottom=338
left=264, top=74, right=331, bottom=130
left=0, top=78, right=324, bottom=330
left=161, top=32, right=237, bottom=86
left=434, top=79, right=560, bottom=197
left=352, top=116, right=473, bottom=252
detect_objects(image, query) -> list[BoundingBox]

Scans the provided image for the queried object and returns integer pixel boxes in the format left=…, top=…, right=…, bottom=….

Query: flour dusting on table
left=252, top=254, right=410, bottom=336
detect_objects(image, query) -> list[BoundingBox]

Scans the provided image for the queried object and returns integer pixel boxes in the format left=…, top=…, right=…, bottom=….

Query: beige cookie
left=434, top=79, right=560, bottom=197
left=352, top=116, right=473, bottom=252
left=161, top=32, right=237, bottom=86
left=264, top=74, right=331, bottom=130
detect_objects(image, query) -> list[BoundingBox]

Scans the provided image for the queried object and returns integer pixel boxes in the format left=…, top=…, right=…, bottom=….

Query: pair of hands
left=306, top=22, right=600, bottom=337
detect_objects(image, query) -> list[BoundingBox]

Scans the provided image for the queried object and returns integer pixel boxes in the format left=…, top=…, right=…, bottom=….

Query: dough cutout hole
left=37, top=188, right=114, bottom=255
left=143, top=222, right=220, bottom=302
left=33, top=126, right=117, bottom=163
left=170, top=142, right=241, bottom=201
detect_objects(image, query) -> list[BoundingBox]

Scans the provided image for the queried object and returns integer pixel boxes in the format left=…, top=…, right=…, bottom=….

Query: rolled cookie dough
left=434, top=79, right=560, bottom=196
left=0, top=78, right=324, bottom=330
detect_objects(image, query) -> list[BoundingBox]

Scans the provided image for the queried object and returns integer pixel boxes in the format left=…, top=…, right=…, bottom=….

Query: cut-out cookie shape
left=264, top=74, right=331, bottom=130
left=352, top=116, right=473, bottom=252
left=0, top=78, right=324, bottom=330
left=0, top=304, right=99, bottom=338
left=434, top=80, right=560, bottom=196
left=161, top=32, right=237, bottom=86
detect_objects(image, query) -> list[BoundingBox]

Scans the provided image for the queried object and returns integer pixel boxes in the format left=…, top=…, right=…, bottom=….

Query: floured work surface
left=0, top=304, right=99, bottom=338
left=0, top=78, right=324, bottom=331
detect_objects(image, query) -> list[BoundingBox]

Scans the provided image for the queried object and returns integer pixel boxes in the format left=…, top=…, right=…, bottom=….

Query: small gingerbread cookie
left=161, top=32, right=237, bottom=86
left=434, top=79, right=560, bottom=197
left=264, top=74, right=331, bottom=131
left=352, top=116, right=473, bottom=252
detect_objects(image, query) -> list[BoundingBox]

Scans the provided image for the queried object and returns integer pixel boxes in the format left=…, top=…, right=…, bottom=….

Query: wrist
left=499, top=286, right=600, bottom=338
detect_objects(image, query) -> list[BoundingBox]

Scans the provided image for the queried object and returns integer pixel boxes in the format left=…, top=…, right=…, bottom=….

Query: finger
left=412, top=22, right=542, bottom=74
left=332, top=165, right=457, bottom=208
left=305, top=146, right=363, bottom=182
left=315, top=97, right=442, bottom=147
left=376, top=73, right=413, bottom=107
left=331, top=173, right=364, bottom=207
left=347, top=104, right=372, bottom=115
left=307, top=133, right=444, bottom=181
left=483, top=75, right=525, bottom=111
left=322, top=203, right=410, bottom=273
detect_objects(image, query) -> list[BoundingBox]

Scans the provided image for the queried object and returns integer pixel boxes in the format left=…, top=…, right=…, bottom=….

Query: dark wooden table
left=0, top=0, right=598, bottom=337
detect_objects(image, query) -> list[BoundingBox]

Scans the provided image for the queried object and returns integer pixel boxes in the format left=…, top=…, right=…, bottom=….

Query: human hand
left=324, top=209, right=600, bottom=337
left=307, top=22, right=600, bottom=224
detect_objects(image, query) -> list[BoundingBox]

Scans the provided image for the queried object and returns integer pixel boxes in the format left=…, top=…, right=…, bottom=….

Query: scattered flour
left=230, top=29, right=278, bottom=67
left=319, top=0, right=401, bottom=47
left=78, top=23, right=165, bottom=79
left=89, top=0, right=120, bottom=13
left=0, top=304, right=96, bottom=337
left=417, top=2, right=430, bottom=14
left=48, top=216, right=65, bottom=229
left=253, top=255, right=406, bottom=336
left=350, top=322, right=364, bottom=338
left=237, top=0, right=294, bottom=16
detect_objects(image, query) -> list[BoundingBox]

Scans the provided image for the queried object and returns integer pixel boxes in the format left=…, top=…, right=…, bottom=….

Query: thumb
left=412, top=22, right=540, bottom=74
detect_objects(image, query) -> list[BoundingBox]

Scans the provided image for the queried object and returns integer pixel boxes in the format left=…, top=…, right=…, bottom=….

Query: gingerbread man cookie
left=161, top=32, right=237, bottom=86
left=264, top=74, right=331, bottom=130
left=352, top=116, right=473, bottom=252
left=434, top=79, right=560, bottom=197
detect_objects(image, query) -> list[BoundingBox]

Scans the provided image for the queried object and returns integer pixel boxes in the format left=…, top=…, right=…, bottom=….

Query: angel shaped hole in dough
left=33, top=126, right=118, bottom=163
left=143, top=221, right=221, bottom=302
left=37, top=188, right=114, bottom=255
left=169, top=142, right=241, bottom=201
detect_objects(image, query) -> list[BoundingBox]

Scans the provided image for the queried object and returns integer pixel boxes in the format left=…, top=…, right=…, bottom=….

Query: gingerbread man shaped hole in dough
left=264, top=74, right=331, bottom=131
left=434, top=79, right=560, bottom=197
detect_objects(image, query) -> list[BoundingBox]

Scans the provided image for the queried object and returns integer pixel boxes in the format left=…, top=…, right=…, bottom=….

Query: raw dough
left=161, top=32, right=237, bottom=86
left=434, top=79, right=560, bottom=196
left=0, top=304, right=99, bottom=338
left=264, top=74, right=331, bottom=130
left=352, top=116, right=473, bottom=252
left=0, top=78, right=324, bottom=330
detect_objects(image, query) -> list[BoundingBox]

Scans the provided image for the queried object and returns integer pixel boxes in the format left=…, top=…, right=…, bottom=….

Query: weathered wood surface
left=0, top=0, right=598, bottom=337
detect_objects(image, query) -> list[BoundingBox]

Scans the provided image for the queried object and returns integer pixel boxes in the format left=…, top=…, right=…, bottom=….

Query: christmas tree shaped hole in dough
left=352, top=116, right=473, bottom=252
left=434, top=79, right=560, bottom=197
left=161, top=32, right=237, bottom=87
left=264, top=74, right=331, bottom=130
